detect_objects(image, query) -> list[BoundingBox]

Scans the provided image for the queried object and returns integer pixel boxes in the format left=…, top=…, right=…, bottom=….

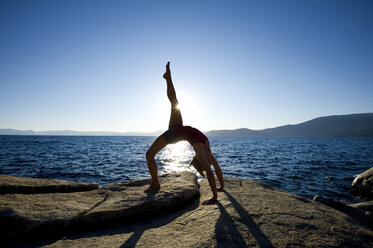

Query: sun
left=176, top=93, right=199, bottom=125
left=153, top=92, right=201, bottom=131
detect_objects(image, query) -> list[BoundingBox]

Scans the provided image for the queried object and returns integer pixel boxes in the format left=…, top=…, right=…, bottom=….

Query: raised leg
left=144, top=135, right=167, bottom=192
left=163, top=62, right=183, bottom=128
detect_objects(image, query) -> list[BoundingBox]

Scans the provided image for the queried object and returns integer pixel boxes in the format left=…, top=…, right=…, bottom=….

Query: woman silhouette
left=145, top=62, right=224, bottom=205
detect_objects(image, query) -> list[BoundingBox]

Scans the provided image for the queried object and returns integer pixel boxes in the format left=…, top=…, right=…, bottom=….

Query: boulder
left=0, top=172, right=198, bottom=240
left=352, top=167, right=373, bottom=195
left=0, top=174, right=99, bottom=194
left=313, top=195, right=373, bottom=229
left=81, top=172, right=199, bottom=225
left=349, top=201, right=373, bottom=229
left=42, top=178, right=373, bottom=248
left=0, top=190, right=107, bottom=238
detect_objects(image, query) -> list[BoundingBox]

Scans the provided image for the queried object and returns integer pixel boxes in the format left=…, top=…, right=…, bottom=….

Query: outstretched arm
left=210, top=154, right=224, bottom=191
left=206, top=141, right=224, bottom=190
left=202, top=166, right=218, bottom=205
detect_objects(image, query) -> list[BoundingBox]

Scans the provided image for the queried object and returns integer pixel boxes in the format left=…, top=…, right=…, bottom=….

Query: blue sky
left=1, top=0, right=372, bottom=132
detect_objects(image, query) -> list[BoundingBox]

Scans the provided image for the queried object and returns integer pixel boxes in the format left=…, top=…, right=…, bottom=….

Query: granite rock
left=352, top=167, right=373, bottom=195
left=0, top=175, right=98, bottom=194
left=313, top=195, right=373, bottom=229
left=42, top=178, right=373, bottom=248
left=0, top=172, right=198, bottom=240
left=0, top=190, right=107, bottom=237
left=81, top=172, right=199, bottom=225
left=349, top=200, right=373, bottom=212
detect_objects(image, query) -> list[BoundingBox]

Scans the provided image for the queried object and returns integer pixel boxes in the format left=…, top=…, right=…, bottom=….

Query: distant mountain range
left=206, top=113, right=373, bottom=137
left=0, top=129, right=163, bottom=137
left=1, top=113, right=373, bottom=137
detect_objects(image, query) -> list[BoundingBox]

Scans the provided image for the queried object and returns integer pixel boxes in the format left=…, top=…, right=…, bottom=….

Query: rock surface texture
left=81, top=172, right=199, bottom=225
left=0, top=172, right=198, bottom=240
left=0, top=190, right=107, bottom=237
left=0, top=175, right=99, bottom=194
left=352, top=167, right=373, bottom=195
left=313, top=195, right=373, bottom=229
left=32, top=177, right=373, bottom=248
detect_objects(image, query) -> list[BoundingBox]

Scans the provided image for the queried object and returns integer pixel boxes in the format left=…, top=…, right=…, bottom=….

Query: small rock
left=325, top=176, right=332, bottom=181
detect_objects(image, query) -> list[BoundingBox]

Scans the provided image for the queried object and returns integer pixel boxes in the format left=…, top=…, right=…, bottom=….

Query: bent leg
left=145, top=135, right=167, bottom=192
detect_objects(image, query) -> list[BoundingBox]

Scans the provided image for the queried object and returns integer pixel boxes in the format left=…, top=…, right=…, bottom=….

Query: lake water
left=1, top=135, right=372, bottom=203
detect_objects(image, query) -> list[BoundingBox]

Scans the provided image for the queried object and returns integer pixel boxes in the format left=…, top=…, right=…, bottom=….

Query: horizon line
left=1, top=112, right=372, bottom=135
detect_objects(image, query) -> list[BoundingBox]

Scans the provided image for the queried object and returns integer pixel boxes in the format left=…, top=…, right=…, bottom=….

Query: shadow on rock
left=45, top=197, right=201, bottom=248
left=215, top=190, right=274, bottom=248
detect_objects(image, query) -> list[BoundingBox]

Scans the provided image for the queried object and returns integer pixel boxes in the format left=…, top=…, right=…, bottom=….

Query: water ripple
left=1, top=136, right=373, bottom=202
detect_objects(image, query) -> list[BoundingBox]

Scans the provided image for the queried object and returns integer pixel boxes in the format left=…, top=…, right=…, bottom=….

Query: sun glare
left=158, top=141, right=194, bottom=174
left=154, top=92, right=201, bottom=131
left=177, top=93, right=199, bottom=125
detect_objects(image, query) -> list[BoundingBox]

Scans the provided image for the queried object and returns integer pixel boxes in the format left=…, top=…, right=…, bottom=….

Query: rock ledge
left=0, top=175, right=99, bottom=194
left=0, top=172, right=199, bottom=239
left=1, top=174, right=373, bottom=247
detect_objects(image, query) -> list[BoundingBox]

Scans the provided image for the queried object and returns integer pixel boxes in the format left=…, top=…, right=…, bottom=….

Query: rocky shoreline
left=1, top=171, right=373, bottom=247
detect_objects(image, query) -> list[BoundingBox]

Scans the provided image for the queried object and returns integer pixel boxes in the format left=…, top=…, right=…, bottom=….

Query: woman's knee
left=146, top=136, right=167, bottom=160
left=146, top=150, right=152, bottom=160
left=146, top=148, right=157, bottom=161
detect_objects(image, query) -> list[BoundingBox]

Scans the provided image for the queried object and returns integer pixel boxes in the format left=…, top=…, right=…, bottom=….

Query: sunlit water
left=158, top=141, right=195, bottom=174
left=1, top=135, right=372, bottom=203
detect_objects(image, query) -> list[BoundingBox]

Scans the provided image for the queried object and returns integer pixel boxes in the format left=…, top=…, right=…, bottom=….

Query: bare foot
left=163, top=62, right=171, bottom=79
left=202, top=197, right=217, bottom=205
left=144, top=183, right=160, bottom=193
left=217, top=186, right=224, bottom=192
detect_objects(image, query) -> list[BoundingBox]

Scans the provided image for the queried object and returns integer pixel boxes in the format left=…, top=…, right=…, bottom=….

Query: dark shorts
left=162, top=126, right=180, bottom=144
